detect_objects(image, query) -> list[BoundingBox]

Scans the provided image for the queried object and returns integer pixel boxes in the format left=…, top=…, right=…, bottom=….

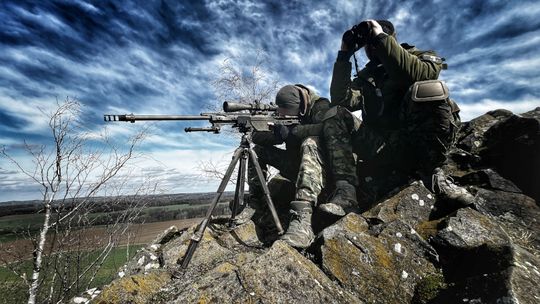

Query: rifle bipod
left=180, top=133, right=284, bottom=269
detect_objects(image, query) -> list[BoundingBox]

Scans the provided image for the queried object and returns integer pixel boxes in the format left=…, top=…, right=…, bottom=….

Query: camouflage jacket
left=252, top=87, right=330, bottom=147
left=330, top=33, right=443, bottom=131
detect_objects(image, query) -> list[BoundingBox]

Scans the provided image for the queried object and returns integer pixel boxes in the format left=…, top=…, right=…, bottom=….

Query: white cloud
left=0, top=142, right=234, bottom=202
left=464, top=2, right=540, bottom=41
left=459, top=98, right=539, bottom=121
left=0, top=92, right=56, bottom=133
left=309, top=9, right=333, bottom=31
left=72, top=0, right=100, bottom=13
left=500, top=57, right=540, bottom=73
left=391, top=7, right=412, bottom=28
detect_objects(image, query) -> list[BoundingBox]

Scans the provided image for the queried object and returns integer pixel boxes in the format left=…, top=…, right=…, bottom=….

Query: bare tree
left=199, top=50, right=281, bottom=181
left=1, top=98, right=152, bottom=304
left=210, top=49, right=281, bottom=109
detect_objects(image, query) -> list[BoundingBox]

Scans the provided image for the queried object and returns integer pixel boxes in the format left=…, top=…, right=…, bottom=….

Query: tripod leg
left=248, top=147, right=284, bottom=235
left=181, top=147, right=243, bottom=269
left=229, top=150, right=247, bottom=226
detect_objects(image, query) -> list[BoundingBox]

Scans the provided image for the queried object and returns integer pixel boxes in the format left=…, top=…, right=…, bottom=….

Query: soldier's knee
left=323, top=107, right=358, bottom=135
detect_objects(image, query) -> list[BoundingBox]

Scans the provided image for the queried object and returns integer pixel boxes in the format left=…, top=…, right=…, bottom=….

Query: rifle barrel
left=104, top=114, right=210, bottom=122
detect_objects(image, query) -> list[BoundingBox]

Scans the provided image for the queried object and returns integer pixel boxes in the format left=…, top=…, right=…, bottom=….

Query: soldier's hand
left=271, top=124, right=291, bottom=142
left=366, top=20, right=383, bottom=37
left=341, top=29, right=355, bottom=52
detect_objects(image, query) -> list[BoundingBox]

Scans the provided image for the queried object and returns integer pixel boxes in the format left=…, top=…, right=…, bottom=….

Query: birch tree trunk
left=27, top=200, right=52, bottom=304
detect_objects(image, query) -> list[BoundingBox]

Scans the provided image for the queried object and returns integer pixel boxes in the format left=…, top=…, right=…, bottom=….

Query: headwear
left=275, top=84, right=311, bottom=116
left=275, top=85, right=300, bottom=111
left=377, top=20, right=395, bottom=36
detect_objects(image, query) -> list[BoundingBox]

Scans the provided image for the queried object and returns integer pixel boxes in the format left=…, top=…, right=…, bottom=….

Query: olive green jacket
left=252, top=87, right=330, bottom=147
left=330, top=33, right=443, bottom=131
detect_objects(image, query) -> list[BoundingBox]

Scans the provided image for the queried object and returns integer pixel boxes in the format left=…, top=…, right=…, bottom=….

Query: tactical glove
left=342, top=29, right=357, bottom=52
left=272, top=124, right=292, bottom=143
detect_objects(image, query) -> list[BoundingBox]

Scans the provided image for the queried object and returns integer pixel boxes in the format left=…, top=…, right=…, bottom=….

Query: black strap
left=353, top=53, right=360, bottom=77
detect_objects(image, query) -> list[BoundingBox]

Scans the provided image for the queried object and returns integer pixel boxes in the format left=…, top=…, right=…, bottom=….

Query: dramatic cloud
left=1, top=0, right=539, bottom=201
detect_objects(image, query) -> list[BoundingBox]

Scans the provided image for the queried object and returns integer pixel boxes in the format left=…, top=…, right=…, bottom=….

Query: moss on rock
left=412, top=272, right=447, bottom=304
left=93, top=271, right=170, bottom=304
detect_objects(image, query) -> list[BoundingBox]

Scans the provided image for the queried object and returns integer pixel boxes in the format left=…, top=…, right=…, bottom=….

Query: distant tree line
left=0, top=192, right=235, bottom=217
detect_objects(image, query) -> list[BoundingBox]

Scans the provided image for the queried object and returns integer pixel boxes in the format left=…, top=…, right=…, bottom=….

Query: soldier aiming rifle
left=105, top=100, right=299, bottom=268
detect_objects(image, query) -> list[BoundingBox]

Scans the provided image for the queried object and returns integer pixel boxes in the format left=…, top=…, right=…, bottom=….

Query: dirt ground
left=124, top=218, right=202, bottom=245
left=0, top=218, right=202, bottom=264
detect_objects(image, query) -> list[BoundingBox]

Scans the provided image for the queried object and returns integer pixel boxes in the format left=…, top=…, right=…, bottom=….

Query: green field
left=0, top=202, right=229, bottom=243
left=0, top=244, right=142, bottom=304
left=0, top=213, right=45, bottom=242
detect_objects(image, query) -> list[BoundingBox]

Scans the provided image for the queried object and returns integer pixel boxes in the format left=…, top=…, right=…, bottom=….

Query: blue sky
left=1, top=0, right=539, bottom=202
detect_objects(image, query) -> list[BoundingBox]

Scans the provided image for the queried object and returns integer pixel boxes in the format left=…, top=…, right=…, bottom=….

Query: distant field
left=0, top=218, right=204, bottom=303
left=0, top=217, right=202, bottom=263
left=0, top=213, right=46, bottom=242
left=125, top=218, right=202, bottom=244
left=0, top=201, right=230, bottom=243
left=0, top=193, right=234, bottom=303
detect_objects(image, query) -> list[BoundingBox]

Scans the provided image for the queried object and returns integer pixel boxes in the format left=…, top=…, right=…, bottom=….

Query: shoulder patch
left=419, top=54, right=445, bottom=65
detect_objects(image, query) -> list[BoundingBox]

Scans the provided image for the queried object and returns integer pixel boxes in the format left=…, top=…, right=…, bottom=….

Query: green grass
left=87, top=203, right=193, bottom=219
left=0, top=244, right=143, bottom=304
left=0, top=213, right=45, bottom=242
left=145, top=204, right=192, bottom=212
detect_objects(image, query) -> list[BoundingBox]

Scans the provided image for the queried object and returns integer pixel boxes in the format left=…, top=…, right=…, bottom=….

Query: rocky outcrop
left=431, top=208, right=540, bottom=303
left=317, top=214, right=438, bottom=303
left=86, top=108, right=540, bottom=304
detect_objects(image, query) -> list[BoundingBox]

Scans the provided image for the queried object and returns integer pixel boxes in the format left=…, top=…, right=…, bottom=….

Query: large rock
left=453, top=108, right=540, bottom=201
left=238, top=241, right=359, bottom=303
left=481, top=108, right=540, bottom=201
left=317, top=213, right=438, bottom=304
left=457, top=109, right=514, bottom=155
left=362, top=181, right=437, bottom=228
left=156, top=240, right=359, bottom=303
left=433, top=244, right=540, bottom=304
left=434, top=208, right=511, bottom=255
left=473, top=188, right=540, bottom=253
left=459, top=169, right=522, bottom=193
left=432, top=208, right=540, bottom=303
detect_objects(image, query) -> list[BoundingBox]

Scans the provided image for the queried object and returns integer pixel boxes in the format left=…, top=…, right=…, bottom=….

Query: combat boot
left=318, top=180, right=358, bottom=216
left=432, top=167, right=475, bottom=206
left=281, top=201, right=315, bottom=249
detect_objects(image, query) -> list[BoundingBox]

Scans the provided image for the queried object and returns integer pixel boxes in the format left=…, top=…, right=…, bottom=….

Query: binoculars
left=343, top=21, right=372, bottom=51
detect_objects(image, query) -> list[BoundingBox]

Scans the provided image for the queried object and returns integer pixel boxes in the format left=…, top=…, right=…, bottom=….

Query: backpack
left=402, top=79, right=461, bottom=145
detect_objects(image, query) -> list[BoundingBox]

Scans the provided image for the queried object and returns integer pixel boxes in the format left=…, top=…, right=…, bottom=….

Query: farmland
left=0, top=192, right=234, bottom=303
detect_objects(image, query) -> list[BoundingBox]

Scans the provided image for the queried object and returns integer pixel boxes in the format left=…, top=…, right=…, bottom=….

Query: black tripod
left=180, top=132, right=284, bottom=269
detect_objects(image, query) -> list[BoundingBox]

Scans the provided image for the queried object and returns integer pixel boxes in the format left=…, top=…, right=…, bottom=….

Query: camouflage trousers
left=323, top=104, right=456, bottom=188
left=248, top=137, right=326, bottom=204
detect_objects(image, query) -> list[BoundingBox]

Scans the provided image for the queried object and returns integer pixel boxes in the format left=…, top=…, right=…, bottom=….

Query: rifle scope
left=223, top=102, right=277, bottom=113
